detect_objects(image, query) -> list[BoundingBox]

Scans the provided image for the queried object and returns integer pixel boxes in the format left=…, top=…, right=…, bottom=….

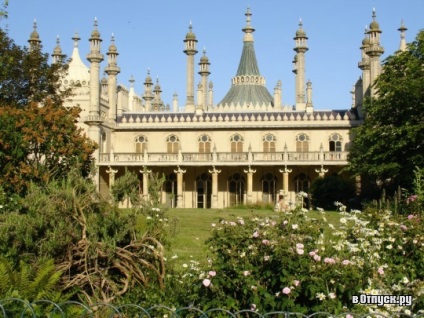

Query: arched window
left=230, top=134, right=244, bottom=153
left=263, top=134, right=276, bottom=152
left=196, top=173, right=212, bottom=208
left=228, top=173, right=245, bottom=206
left=296, top=133, right=310, bottom=153
left=262, top=172, right=278, bottom=203
left=135, top=135, right=148, bottom=153
left=164, top=173, right=177, bottom=208
left=166, top=135, right=179, bottom=154
left=198, top=134, right=211, bottom=153
left=295, top=173, right=310, bottom=193
left=329, top=133, right=343, bottom=152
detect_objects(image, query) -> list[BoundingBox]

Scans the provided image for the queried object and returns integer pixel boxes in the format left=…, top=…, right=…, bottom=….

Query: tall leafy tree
left=348, top=30, right=424, bottom=193
left=0, top=28, right=96, bottom=196
left=0, top=28, right=72, bottom=107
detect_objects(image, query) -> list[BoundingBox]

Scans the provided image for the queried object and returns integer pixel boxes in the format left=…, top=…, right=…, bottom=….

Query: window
left=263, top=134, right=276, bottom=152
left=296, top=133, right=310, bottom=152
left=329, top=133, right=343, bottom=152
left=230, top=134, right=243, bottom=153
left=101, top=132, right=107, bottom=153
left=198, top=134, right=211, bottom=153
left=167, top=135, right=179, bottom=154
left=262, top=173, right=278, bottom=203
left=228, top=173, right=245, bottom=206
left=135, top=135, right=148, bottom=153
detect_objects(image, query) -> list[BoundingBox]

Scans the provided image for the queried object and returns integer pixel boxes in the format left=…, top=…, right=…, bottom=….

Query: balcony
left=99, top=151, right=348, bottom=166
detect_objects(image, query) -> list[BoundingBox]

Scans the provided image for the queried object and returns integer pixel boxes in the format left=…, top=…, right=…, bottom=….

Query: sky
left=2, top=0, right=423, bottom=110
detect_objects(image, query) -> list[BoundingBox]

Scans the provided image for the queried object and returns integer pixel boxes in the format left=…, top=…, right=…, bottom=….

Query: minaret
left=398, top=20, right=408, bottom=52
left=128, top=75, right=136, bottom=111
left=28, top=19, right=41, bottom=51
left=183, top=21, right=198, bottom=111
left=365, top=9, right=384, bottom=98
left=51, top=35, right=65, bottom=63
left=86, top=18, right=104, bottom=118
left=142, top=69, right=154, bottom=111
left=208, top=81, right=214, bottom=109
left=274, top=80, right=282, bottom=108
left=173, top=92, right=179, bottom=112
left=104, top=33, right=120, bottom=123
left=358, top=27, right=371, bottom=100
left=293, top=19, right=308, bottom=111
left=306, top=80, right=313, bottom=112
left=198, top=48, right=210, bottom=112
left=152, top=77, right=163, bottom=111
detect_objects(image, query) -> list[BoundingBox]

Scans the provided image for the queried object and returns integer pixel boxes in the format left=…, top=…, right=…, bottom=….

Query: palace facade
left=28, top=8, right=408, bottom=208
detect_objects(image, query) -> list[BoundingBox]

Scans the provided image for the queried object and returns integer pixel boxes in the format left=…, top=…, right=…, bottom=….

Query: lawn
left=165, top=207, right=342, bottom=268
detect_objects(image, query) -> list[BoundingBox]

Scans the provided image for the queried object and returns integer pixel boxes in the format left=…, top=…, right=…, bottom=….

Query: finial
left=398, top=19, right=407, bottom=32
left=111, top=33, right=115, bottom=42
left=189, top=20, right=192, bottom=32
left=156, top=76, right=159, bottom=84
left=147, top=68, right=150, bottom=75
left=72, top=31, right=80, bottom=47
left=33, top=19, right=37, bottom=31
left=245, top=6, right=252, bottom=26
left=94, top=17, right=98, bottom=28
left=56, top=35, right=60, bottom=45
left=129, top=75, right=135, bottom=86
left=372, top=8, right=376, bottom=20
left=203, top=47, right=206, bottom=55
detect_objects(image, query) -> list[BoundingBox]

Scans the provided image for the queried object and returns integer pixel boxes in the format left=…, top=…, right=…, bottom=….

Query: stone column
left=208, top=166, right=221, bottom=209
left=279, top=166, right=292, bottom=194
left=106, top=166, right=118, bottom=188
left=140, top=167, right=152, bottom=201
left=174, top=166, right=186, bottom=208
left=243, top=166, right=256, bottom=204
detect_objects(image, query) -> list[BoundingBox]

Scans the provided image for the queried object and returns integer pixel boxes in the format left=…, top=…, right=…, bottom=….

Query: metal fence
left=0, top=299, right=420, bottom=318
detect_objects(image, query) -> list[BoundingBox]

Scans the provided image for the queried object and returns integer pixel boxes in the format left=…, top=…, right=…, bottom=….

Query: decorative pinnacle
left=398, top=19, right=407, bottom=32
left=242, top=6, right=255, bottom=41
left=72, top=31, right=80, bottom=47
left=94, top=17, right=98, bottom=28
left=33, top=19, right=37, bottom=31
left=111, top=32, right=115, bottom=42
left=129, top=75, right=135, bottom=86
left=372, top=8, right=376, bottom=20
left=56, top=35, right=60, bottom=45
left=245, top=6, right=252, bottom=27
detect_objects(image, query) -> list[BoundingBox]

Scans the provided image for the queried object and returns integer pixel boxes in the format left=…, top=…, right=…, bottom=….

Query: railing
left=0, top=299, right=418, bottom=318
left=99, top=151, right=348, bottom=164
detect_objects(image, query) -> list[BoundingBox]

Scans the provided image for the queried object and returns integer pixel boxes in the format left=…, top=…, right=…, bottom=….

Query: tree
left=347, top=30, right=424, bottom=193
left=0, top=101, right=96, bottom=196
left=0, top=28, right=95, bottom=196
left=310, top=175, right=356, bottom=210
left=0, top=28, right=72, bottom=108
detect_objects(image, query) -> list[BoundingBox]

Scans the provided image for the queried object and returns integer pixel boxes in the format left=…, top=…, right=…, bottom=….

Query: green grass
left=165, top=208, right=342, bottom=268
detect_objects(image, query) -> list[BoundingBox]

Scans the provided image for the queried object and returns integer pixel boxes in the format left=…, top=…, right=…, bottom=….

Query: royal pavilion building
left=28, top=8, right=408, bottom=208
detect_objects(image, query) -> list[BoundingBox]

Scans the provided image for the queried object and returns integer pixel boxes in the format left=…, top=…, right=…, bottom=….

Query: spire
left=398, top=20, right=407, bottom=52
left=183, top=21, right=198, bottom=110
left=293, top=18, right=308, bottom=109
left=28, top=19, right=41, bottom=50
left=52, top=35, right=64, bottom=63
left=219, top=8, right=273, bottom=107
left=66, top=31, right=90, bottom=86
left=242, top=6, right=255, bottom=42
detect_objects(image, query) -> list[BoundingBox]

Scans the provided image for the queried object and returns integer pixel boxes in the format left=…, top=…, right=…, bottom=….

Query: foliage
left=0, top=168, right=166, bottom=304
left=347, top=30, right=424, bottom=193
left=168, top=205, right=424, bottom=314
left=0, top=101, right=96, bottom=196
left=111, top=168, right=141, bottom=206
left=0, top=0, right=7, bottom=21
left=310, top=175, right=356, bottom=210
left=0, top=28, right=72, bottom=108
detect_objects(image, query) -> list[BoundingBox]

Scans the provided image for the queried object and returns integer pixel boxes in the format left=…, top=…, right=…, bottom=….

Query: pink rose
left=202, top=278, right=211, bottom=287
left=282, top=287, right=291, bottom=294
left=208, top=270, right=216, bottom=277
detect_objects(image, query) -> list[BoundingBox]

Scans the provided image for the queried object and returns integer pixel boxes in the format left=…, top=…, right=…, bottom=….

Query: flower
left=208, top=270, right=216, bottom=277
left=282, top=287, right=291, bottom=294
left=408, top=214, right=415, bottom=219
left=211, top=223, right=216, bottom=227
left=313, top=255, right=321, bottom=261
left=296, top=243, right=304, bottom=249
left=202, top=278, right=211, bottom=287
left=377, top=267, right=384, bottom=275
left=341, top=260, right=351, bottom=265
left=324, top=257, right=336, bottom=264
left=309, top=250, right=317, bottom=256
left=346, top=314, right=353, bottom=318
left=182, top=263, right=188, bottom=268
left=293, top=280, right=300, bottom=287
left=252, top=231, right=259, bottom=238
left=264, top=255, right=270, bottom=261
left=316, top=292, right=326, bottom=300
left=328, top=292, right=336, bottom=299
left=296, top=249, right=304, bottom=255
left=250, top=304, right=256, bottom=311
left=292, top=224, right=299, bottom=230
left=243, top=270, right=250, bottom=276
left=262, top=239, right=270, bottom=245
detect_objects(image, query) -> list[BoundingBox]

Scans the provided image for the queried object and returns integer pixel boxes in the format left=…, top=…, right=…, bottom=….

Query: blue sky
left=3, top=0, right=423, bottom=110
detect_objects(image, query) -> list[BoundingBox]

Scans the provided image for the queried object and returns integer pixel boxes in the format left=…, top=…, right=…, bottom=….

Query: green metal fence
left=0, top=299, right=420, bottom=318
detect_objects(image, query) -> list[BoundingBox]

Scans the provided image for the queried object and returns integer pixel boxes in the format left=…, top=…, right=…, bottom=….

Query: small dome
left=200, top=54, right=209, bottom=63
left=53, top=45, right=62, bottom=54
left=369, top=20, right=380, bottom=30
left=296, top=28, right=306, bottom=37
left=185, top=31, right=196, bottom=40
left=108, top=42, right=117, bottom=53
left=101, top=76, right=107, bottom=84
left=144, top=72, right=152, bottom=84
left=91, top=28, right=101, bottom=38
left=362, top=36, right=370, bottom=46
left=30, top=30, right=40, bottom=40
